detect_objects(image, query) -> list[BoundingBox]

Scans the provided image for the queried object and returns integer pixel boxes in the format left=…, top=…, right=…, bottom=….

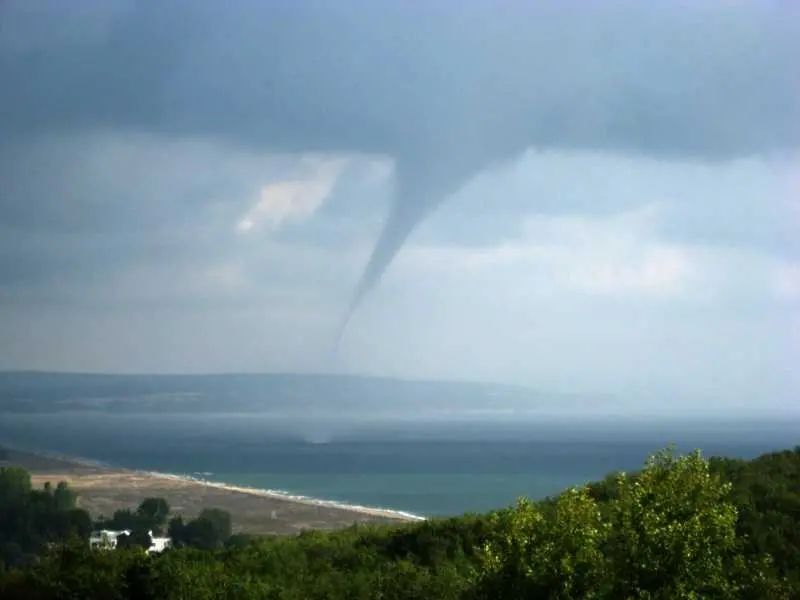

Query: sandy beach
left=0, top=447, right=422, bottom=535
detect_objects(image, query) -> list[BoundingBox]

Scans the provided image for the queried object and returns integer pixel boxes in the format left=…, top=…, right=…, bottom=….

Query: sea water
left=0, top=412, right=795, bottom=517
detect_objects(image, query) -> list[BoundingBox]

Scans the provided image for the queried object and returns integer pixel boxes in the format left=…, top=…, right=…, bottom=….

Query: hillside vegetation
left=0, top=445, right=798, bottom=599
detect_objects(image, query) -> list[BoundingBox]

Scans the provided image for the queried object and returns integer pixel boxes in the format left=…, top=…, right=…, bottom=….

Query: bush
left=0, top=446, right=797, bottom=599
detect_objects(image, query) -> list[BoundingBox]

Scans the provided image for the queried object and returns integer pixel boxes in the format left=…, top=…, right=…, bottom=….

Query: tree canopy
left=169, top=508, right=233, bottom=550
left=137, top=497, right=170, bottom=529
left=0, top=446, right=798, bottom=599
left=0, top=468, right=91, bottom=567
left=96, top=497, right=172, bottom=538
left=116, top=529, right=153, bottom=551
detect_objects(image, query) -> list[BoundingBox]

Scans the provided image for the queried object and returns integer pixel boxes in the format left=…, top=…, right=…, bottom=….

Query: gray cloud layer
left=1, top=1, right=798, bottom=373
left=4, top=1, right=798, bottom=158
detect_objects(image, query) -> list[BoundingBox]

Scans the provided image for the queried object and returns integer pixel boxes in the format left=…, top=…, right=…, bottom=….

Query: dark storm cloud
left=1, top=0, right=798, bottom=318
left=3, top=1, right=797, bottom=156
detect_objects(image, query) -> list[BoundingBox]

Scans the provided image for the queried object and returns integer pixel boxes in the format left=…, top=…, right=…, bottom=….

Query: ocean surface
left=0, top=412, right=796, bottom=517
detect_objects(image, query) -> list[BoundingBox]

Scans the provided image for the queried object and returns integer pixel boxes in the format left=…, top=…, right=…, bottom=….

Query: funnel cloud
left=0, top=0, right=799, bottom=363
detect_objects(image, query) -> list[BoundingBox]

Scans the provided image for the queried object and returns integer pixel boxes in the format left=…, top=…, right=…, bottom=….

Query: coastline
left=0, top=442, right=425, bottom=533
left=141, top=470, right=426, bottom=522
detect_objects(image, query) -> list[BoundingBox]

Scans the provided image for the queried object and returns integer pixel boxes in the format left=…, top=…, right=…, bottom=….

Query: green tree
left=137, top=497, right=170, bottom=534
left=100, top=508, right=146, bottom=531
left=52, top=481, right=76, bottom=511
left=603, top=449, right=742, bottom=598
left=478, top=448, right=786, bottom=600
left=117, top=529, right=152, bottom=551
left=137, top=497, right=169, bottom=523
left=167, top=515, right=185, bottom=542
left=170, top=508, right=233, bottom=550
left=64, top=508, right=93, bottom=540
left=196, top=508, right=232, bottom=546
left=225, top=533, right=257, bottom=549
left=0, top=467, right=32, bottom=503
left=0, top=468, right=92, bottom=568
left=478, top=489, right=607, bottom=598
left=1, top=446, right=798, bottom=599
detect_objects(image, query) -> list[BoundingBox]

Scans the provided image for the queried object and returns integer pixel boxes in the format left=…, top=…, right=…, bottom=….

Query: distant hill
left=0, top=371, right=591, bottom=415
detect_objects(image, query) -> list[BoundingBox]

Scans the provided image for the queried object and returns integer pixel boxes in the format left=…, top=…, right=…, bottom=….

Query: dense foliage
left=97, top=497, right=233, bottom=550
left=96, top=497, right=172, bottom=536
left=0, top=446, right=798, bottom=599
left=169, top=508, right=234, bottom=550
left=710, top=448, right=800, bottom=589
left=0, top=467, right=91, bottom=567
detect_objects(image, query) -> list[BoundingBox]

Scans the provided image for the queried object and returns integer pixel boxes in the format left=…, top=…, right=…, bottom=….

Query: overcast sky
left=1, top=0, right=798, bottom=412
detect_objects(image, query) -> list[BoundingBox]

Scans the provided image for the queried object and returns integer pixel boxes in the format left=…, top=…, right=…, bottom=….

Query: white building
left=147, top=535, right=172, bottom=553
left=89, top=529, right=172, bottom=554
left=89, top=529, right=129, bottom=549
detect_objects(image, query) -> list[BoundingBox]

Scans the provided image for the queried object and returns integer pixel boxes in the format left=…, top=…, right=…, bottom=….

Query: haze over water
left=1, top=408, right=795, bottom=517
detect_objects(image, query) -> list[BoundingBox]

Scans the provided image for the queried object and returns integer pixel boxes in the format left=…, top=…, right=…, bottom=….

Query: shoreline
left=0, top=441, right=425, bottom=524
left=142, top=471, right=426, bottom=522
